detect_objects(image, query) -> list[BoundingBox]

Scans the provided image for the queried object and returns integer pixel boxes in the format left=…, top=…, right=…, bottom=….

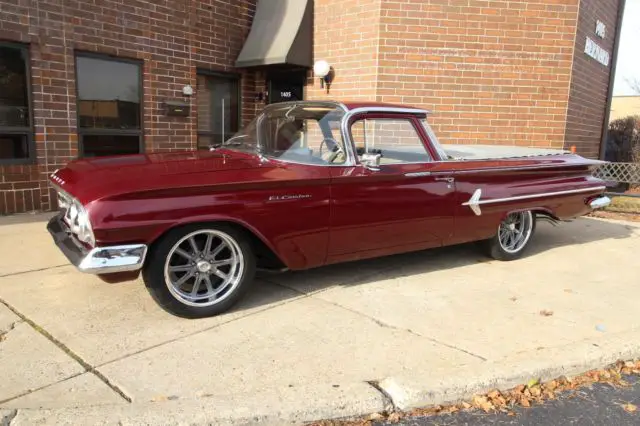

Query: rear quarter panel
left=442, top=155, right=606, bottom=245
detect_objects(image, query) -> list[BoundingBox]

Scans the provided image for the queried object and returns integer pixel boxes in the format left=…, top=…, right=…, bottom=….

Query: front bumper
left=47, top=214, right=148, bottom=274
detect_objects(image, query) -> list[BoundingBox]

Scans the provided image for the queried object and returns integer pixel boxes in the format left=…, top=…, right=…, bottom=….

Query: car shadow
left=238, top=217, right=637, bottom=313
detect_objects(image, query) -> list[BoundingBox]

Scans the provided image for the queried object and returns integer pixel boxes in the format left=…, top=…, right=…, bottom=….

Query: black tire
left=484, top=211, right=537, bottom=261
left=142, top=223, right=256, bottom=318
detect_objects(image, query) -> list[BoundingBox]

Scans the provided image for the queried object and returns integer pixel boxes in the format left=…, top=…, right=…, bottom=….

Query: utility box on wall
left=163, top=100, right=190, bottom=117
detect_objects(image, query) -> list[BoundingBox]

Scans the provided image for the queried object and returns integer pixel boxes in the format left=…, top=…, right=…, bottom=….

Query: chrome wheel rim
left=498, top=211, right=533, bottom=254
left=164, top=230, right=244, bottom=307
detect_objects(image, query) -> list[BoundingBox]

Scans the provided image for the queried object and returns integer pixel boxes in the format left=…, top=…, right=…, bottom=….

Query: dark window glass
left=0, top=46, right=29, bottom=127
left=0, top=134, right=29, bottom=159
left=81, top=135, right=141, bottom=158
left=197, top=73, right=239, bottom=149
left=0, top=44, right=33, bottom=163
left=76, top=54, right=142, bottom=157
left=77, top=56, right=141, bottom=129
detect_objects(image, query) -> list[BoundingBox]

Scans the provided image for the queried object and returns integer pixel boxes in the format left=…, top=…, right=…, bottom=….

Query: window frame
left=195, top=68, right=242, bottom=150
left=74, top=51, right=144, bottom=158
left=348, top=115, right=435, bottom=166
left=0, top=41, right=36, bottom=165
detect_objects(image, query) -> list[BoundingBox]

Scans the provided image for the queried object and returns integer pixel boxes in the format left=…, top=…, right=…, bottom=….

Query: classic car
left=47, top=100, right=611, bottom=318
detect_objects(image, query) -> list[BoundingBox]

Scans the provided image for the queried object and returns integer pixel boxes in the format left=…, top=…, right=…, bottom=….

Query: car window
left=262, top=117, right=347, bottom=165
left=350, top=118, right=432, bottom=165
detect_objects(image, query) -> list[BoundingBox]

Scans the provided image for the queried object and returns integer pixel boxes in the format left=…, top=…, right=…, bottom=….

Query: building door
left=267, top=70, right=306, bottom=104
left=197, top=72, right=240, bottom=149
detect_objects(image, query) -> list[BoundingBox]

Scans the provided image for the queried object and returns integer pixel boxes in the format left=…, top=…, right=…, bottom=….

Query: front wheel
left=485, top=210, right=536, bottom=261
left=142, top=224, right=256, bottom=318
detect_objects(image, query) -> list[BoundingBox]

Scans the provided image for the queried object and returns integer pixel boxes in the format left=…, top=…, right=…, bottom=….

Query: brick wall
left=305, top=0, right=382, bottom=101
left=0, top=0, right=259, bottom=215
left=1, top=0, right=624, bottom=215
left=564, top=0, right=621, bottom=159
left=375, top=0, right=580, bottom=149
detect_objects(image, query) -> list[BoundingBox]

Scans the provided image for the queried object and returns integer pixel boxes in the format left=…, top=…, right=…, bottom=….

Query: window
left=197, top=72, right=240, bottom=149
left=0, top=43, right=33, bottom=163
left=76, top=54, right=142, bottom=157
left=350, top=118, right=432, bottom=165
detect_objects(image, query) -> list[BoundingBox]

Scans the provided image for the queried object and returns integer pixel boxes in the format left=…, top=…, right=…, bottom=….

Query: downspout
left=599, top=0, right=627, bottom=160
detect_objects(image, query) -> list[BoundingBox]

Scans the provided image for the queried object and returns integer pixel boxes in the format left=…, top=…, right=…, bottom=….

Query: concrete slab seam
left=346, top=308, right=488, bottom=362
left=266, top=269, right=489, bottom=363
left=0, top=372, right=86, bottom=406
left=0, top=297, right=132, bottom=404
left=93, top=284, right=307, bottom=369
left=274, top=282, right=490, bottom=363
left=0, top=264, right=68, bottom=279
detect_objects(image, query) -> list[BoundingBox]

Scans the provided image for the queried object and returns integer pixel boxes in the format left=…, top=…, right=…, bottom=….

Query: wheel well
left=148, top=221, right=287, bottom=271
left=532, top=209, right=560, bottom=225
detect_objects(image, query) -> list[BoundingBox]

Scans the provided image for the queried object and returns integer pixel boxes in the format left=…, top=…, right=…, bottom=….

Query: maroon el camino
left=47, top=100, right=611, bottom=318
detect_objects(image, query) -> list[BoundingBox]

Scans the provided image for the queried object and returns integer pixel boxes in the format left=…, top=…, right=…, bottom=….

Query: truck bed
left=441, top=144, right=570, bottom=161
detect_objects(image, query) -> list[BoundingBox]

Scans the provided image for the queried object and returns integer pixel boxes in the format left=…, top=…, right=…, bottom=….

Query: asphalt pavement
left=379, top=376, right=640, bottom=426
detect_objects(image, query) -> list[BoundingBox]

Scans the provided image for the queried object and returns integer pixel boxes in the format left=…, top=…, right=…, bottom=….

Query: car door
left=327, top=113, right=456, bottom=263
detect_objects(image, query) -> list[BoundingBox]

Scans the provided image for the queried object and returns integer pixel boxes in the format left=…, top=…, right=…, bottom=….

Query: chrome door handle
left=435, top=177, right=455, bottom=183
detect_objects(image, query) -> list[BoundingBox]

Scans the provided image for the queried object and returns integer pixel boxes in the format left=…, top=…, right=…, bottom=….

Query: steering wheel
left=319, top=138, right=344, bottom=163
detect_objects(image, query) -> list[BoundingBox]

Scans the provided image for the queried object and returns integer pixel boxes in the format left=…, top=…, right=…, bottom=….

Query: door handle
left=435, top=177, right=455, bottom=183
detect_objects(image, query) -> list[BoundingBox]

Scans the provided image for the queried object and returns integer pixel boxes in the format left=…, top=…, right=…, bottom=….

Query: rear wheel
left=485, top=210, right=536, bottom=261
left=142, top=224, right=256, bottom=318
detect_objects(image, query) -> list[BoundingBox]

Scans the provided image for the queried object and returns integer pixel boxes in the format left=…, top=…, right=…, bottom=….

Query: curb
left=377, top=328, right=640, bottom=411
left=6, top=383, right=387, bottom=426
left=5, top=333, right=640, bottom=425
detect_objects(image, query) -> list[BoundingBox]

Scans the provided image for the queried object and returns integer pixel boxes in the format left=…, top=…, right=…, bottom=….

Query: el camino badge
left=268, top=194, right=312, bottom=202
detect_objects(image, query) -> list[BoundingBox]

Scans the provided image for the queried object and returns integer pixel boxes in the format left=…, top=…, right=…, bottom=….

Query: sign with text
left=267, top=71, right=306, bottom=104
left=595, top=20, right=606, bottom=39
left=584, top=37, right=610, bottom=67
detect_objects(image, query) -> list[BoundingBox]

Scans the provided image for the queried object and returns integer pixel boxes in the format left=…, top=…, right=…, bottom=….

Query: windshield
left=220, top=103, right=348, bottom=165
left=421, top=119, right=450, bottom=161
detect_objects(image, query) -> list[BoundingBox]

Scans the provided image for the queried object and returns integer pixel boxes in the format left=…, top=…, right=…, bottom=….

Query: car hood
left=50, top=149, right=272, bottom=205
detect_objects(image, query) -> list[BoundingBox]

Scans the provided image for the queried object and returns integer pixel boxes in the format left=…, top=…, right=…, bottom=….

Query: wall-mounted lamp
left=182, top=84, right=194, bottom=96
left=313, top=60, right=335, bottom=93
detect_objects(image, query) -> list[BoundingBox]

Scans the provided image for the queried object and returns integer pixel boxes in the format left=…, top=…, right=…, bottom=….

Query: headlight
left=57, top=191, right=70, bottom=210
left=76, top=206, right=95, bottom=247
left=59, top=191, right=95, bottom=247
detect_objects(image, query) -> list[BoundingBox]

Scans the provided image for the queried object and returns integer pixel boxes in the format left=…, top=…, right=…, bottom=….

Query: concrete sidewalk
left=0, top=213, right=639, bottom=425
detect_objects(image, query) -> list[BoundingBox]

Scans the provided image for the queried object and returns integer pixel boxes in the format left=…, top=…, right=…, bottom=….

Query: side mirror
left=361, top=153, right=381, bottom=171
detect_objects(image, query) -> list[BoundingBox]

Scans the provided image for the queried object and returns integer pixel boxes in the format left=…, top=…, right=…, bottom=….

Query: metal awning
left=235, top=0, right=313, bottom=69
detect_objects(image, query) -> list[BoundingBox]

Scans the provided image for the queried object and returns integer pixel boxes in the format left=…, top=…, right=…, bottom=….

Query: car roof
left=340, top=101, right=424, bottom=111
left=263, top=100, right=430, bottom=115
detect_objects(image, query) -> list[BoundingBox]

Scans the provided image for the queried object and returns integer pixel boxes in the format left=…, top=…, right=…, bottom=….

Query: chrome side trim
left=404, top=171, right=432, bottom=177
left=465, top=189, right=483, bottom=216
left=462, top=186, right=607, bottom=216
left=345, top=106, right=432, bottom=116
left=78, top=244, right=148, bottom=274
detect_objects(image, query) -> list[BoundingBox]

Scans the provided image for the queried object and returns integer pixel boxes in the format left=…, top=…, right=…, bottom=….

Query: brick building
left=0, top=0, right=625, bottom=215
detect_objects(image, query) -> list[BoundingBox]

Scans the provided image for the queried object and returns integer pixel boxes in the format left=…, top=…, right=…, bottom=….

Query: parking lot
left=1, top=213, right=639, bottom=424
